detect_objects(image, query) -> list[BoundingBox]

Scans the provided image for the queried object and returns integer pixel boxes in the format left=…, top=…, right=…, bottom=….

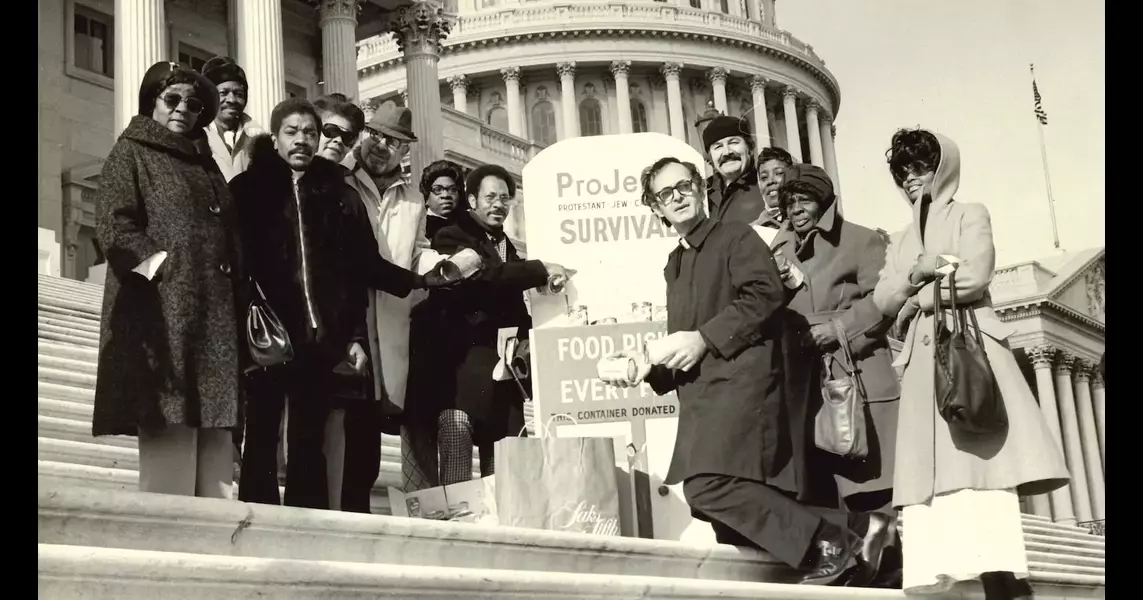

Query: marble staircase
left=37, top=274, right=1105, bottom=598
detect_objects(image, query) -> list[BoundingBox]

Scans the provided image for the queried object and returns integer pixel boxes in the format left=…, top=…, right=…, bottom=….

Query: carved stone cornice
left=749, top=75, right=770, bottom=93
left=782, top=85, right=799, bottom=101
left=556, top=61, right=576, bottom=80
left=660, top=63, right=684, bottom=80
left=1073, top=360, right=1094, bottom=383
left=806, top=99, right=822, bottom=114
left=447, top=74, right=468, bottom=92
left=707, top=66, right=729, bottom=85
left=1028, top=344, right=1057, bottom=368
left=1053, top=351, right=1076, bottom=375
left=387, top=2, right=452, bottom=56
left=317, top=0, right=362, bottom=21
left=609, top=60, right=632, bottom=78
left=500, top=66, right=521, bottom=83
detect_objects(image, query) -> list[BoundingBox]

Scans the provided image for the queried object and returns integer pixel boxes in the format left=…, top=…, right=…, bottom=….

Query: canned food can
left=597, top=356, right=638, bottom=384
left=632, top=301, right=653, bottom=322
left=539, top=273, right=567, bottom=295
left=567, top=305, right=589, bottom=326
left=653, top=305, right=668, bottom=321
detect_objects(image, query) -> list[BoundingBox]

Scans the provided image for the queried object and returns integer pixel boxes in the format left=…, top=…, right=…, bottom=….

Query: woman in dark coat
left=420, top=160, right=468, bottom=240
left=408, top=164, right=565, bottom=486
left=93, top=61, right=242, bottom=499
left=770, top=163, right=902, bottom=587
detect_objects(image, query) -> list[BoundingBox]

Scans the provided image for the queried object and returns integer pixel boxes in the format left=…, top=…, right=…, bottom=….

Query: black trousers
left=684, top=474, right=869, bottom=569
left=239, top=357, right=331, bottom=510
left=339, top=396, right=383, bottom=513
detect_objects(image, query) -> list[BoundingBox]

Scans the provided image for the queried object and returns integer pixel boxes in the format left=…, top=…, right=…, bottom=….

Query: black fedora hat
left=137, top=61, right=220, bottom=129
left=367, top=100, right=417, bottom=142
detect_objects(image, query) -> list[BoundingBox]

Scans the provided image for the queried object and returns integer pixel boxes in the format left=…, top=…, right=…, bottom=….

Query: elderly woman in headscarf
left=873, top=128, right=1069, bottom=599
left=92, top=61, right=243, bottom=499
left=770, top=163, right=903, bottom=588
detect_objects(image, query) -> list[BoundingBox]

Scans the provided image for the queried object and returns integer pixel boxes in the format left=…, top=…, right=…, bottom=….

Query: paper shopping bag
left=494, top=436, right=622, bottom=536
left=388, top=476, right=498, bottom=525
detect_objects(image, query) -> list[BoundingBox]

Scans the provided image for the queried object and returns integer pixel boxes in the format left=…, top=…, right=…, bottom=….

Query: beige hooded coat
left=873, top=132, right=1069, bottom=508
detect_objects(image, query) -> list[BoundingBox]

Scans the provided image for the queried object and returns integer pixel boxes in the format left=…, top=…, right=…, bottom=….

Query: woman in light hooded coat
left=872, top=128, right=1069, bottom=598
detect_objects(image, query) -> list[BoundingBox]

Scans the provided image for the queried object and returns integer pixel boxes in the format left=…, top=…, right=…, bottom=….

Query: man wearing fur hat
left=702, top=115, right=784, bottom=245
left=202, top=56, right=263, bottom=181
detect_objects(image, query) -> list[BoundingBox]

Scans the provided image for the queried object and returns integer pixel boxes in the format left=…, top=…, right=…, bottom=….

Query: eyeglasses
left=653, top=179, right=697, bottom=204
left=365, top=127, right=406, bottom=150
left=321, top=124, right=357, bottom=146
left=481, top=194, right=518, bottom=207
left=160, top=93, right=203, bottom=115
left=431, top=185, right=460, bottom=196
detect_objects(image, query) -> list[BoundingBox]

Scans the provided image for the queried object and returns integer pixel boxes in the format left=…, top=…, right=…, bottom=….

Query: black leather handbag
left=933, top=270, right=1007, bottom=434
left=247, top=278, right=294, bottom=368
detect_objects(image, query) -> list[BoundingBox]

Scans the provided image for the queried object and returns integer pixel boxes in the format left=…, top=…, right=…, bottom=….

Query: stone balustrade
left=356, top=3, right=828, bottom=76
left=441, top=106, right=544, bottom=169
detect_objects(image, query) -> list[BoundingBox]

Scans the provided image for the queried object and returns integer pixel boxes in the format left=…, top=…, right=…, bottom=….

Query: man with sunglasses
left=599, top=156, right=886, bottom=587
left=202, top=56, right=263, bottom=182
left=343, top=101, right=450, bottom=495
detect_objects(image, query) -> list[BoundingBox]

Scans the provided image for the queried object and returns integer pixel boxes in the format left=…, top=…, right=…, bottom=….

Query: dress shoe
left=865, top=543, right=903, bottom=588
left=851, top=512, right=891, bottom=585
left=799, top=522, right=869, bottom=586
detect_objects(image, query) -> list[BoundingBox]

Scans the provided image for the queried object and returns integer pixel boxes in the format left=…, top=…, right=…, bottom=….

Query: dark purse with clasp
left=933, top=270, right=1007, bottom=434
left=247, top=278, right=294, bottom=369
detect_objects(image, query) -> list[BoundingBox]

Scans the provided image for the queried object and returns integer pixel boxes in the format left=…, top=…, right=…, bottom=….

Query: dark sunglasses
left=321, top=124, right=357, bottom=146
left=160, top=93, right=203, bottom=115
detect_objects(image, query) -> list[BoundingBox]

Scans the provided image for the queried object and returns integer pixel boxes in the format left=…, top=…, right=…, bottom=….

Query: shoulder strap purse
left=933, top=271, right=1007, bottom=434
left=247, top=278, right=294, bottom=369
left=813, top=318, right=870, bottom=458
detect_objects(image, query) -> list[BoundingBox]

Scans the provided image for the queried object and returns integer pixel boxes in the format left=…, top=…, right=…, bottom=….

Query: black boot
left=799, top=521, right=868, bottom=586
left=846, top=512, right=891, bottom=587
left=866, top=542, right=903, bottom=588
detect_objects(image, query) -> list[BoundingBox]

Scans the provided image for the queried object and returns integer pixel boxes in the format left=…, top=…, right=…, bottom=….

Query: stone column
left=763, top=0, right=776, bottom=28
left=1091, top=370, right=1105, bottom=463
left=113, top=0, right=168, bottom=136
left=389, top=2, right=451, bottom=216
left=805, top=100, right=825, bottom=167
left=235, top=0, right=286, bottom=131
left=611, top=61, right=633, bottom=134
left=1054, top=353, right=1093, bottom=523
left=820, top=113, right=840, bottom=193
left=1029, top=346, right=1069, bottom=521
left=556, top=62, right=578, bottom=139
left=318, top=0, right=362, bottom=100
left=745, top=0, right=761, bottom=22
left=501, top=67, right=523, bottom=137
left=1073, top=361, right=1104, bottom=520
left=448, top=75, right=468, bottom=114
left=749, top=76, right=772, bottom=148
left=661, top=63, right=685, bottom=141
left=708, top=67, right=729, bottom=114
left=781, top=86, right=803, bottom=163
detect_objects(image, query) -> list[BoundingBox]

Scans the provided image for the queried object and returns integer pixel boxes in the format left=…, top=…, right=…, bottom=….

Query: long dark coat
left=407, top=211, right=549, bottom=443
left=93, top=115, right=244, bottom=436
left=705, top=170, right=774, bottom=227
left=229, top=136, right=419, bottom=373
left=647, top=218, right=833, bottom=504
left=771, top=201, right=902, bottom=499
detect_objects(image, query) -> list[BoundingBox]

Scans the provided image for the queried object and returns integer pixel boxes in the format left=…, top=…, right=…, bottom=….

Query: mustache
left=718, top=153, right=743, bottom=165
left=288, top=147, right=313, bottom=156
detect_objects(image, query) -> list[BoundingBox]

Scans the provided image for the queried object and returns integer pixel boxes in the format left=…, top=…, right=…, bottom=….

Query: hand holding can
left=597, top=351, right=650, bottom=387
left=439, top=248, right=484, bottom=282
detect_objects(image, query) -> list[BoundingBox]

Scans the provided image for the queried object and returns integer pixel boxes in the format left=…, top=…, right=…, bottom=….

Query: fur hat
left=202, top=56, right=248, bottom=89
left=136, top=61, right=219, bottom=129
left=781, top=163, right=834, bottom=203
left=701, top=115, right=751, bottom=153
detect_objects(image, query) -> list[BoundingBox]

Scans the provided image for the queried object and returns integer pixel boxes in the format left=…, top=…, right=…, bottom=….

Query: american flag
left=1030, top=63, right=1049, bottom=126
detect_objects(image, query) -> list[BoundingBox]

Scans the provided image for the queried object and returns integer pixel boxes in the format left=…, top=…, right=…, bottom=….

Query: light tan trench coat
left=873, top=133, right=1070, bottom=508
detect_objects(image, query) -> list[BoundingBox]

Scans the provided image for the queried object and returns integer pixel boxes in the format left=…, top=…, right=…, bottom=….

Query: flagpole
left=1030, top=64, right=1061, bottom=251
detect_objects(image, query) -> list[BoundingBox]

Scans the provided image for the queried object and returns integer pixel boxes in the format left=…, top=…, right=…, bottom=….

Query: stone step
left=39, top=365, right=97, bottom=391
left=39, top=415, right=135, bottom=449
left=38, top=544, right=910, bottom=600
left=38, top=284, right=104, bottom=304
left=39, top=352, right=98, bottom=375
left=39, top=319, right=100, bottom=338
left=39, top=339, right=99, bottom=364
left=38, top=296, right=102, bottom=317
left=38, top=313, right=101, bottom=334
left=899, top=515, right=1103, bottom=547
left=38, top=274, right=105, bottom=296
left=38, top=301, right=102, bottom=321
left=38, top=397, right=94, bottom=422
left=38, top=328, right=101, bottom=348
left=39, top=381, right=94, bottom=404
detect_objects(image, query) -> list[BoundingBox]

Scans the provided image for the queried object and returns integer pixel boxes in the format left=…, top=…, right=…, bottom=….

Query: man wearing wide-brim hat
left=201, top=56, right=263, bottom=182
left=342, top=100, right=449, bottom=497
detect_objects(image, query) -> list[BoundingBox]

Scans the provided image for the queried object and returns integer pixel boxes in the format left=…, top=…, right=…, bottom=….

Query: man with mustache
left=202, top=56, right=262, bottom=182
left=343, top=101, right=449, bottom=497
left=229, top=98, right=452, bottom=508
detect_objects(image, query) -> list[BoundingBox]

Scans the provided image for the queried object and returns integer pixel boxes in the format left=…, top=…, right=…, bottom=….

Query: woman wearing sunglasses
left=92, top=61, right=245, bottom=500
left=312, top=94, right=364, bottom=165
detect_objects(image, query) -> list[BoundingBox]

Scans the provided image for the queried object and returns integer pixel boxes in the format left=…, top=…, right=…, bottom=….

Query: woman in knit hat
left=92, top=61, right=245, bottom=500
left=770, top=163, right=903, bottom=588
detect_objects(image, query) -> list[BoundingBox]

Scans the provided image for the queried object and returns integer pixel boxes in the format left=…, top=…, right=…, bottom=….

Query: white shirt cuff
left=132, top=251, right=168, bottom=281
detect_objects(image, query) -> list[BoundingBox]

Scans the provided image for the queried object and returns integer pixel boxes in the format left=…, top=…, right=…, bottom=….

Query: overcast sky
left=779, top=0, right=1104, bottom=266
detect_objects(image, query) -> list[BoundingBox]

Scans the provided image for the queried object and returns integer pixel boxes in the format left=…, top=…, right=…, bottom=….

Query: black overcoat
left=93, top=115, right=244, bottom=436
left=407, top=211, right=549, bottom=443
left=648, top=218, right=830, bottom=504
left=771, top=201, right=901, bottom=499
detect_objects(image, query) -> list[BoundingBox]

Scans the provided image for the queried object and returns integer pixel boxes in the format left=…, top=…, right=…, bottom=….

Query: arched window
left=579, top=98, right=603, bottom=136
left=688, top=0, right=700, bottom=7
left=630, top=99, right=649, bottom=133
left=486, top=106, right=509, bottom=131
left=531, top=101, right=557, bottom=146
